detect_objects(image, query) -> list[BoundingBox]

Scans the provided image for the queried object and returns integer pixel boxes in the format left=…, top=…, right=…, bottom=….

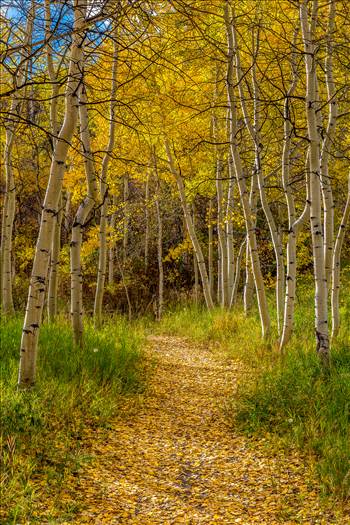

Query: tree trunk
left=70, top=83, right=99, bottom=346
left=47, top=193, right=63, bottom=322
left=94, top=35, right=118, bottom=327
left=46, top=0, right=63, bottom=322
left=1, top=1, right=35, bottom=316
left=144, top=173, right=150, bottom=272
left=300, top=0, right=330, bottom=365
left=165, top=139, right=214, bottom=309
left=331, top=174, right=350, bottom=339
left=208, top=199, right=214, bottom=298
left=225, top=2, right=270, bottom=337
left=155, top=182, right=164, bottom=320
left=320, top=0, right=337, bottom=288
left=18, top=0, right=86, bottom=388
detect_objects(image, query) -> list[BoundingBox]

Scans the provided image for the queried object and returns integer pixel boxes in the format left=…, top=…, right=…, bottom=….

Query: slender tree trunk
left=122, top=175, right=129, bottom=266
left=216, top=157, right=229, bottom=307
left=155, top=183, right=164, bottom=320
left=165, top=139, right=214, bottom=309
left=225, top=2, right=270, bottom=337
left=94, top=35, right=118, bottom=327
left=47, top=193, right=63, bottom=321
left=331, top=174, right=350, bottom=339
left=208, top=199, right=214, bottom=298
left=144, top=173, right=150, bottom=272
left=108, top=195, right=117, bottom=285
left=18, top=0, right=86, bottom=388
left=300, top=0, right=330, bottom=364
left=1, top=1, right=35, bottom=315
left=320, top=0, right=337, bottom=288
left=243, top=173, right=258, bottom=315
left=280, top=50, right=310, bottom=349
left=226, top=157, right=235, bottom=306
left=70, top=83, right=99, bottom=346
left=46, top=0, right=63, bottom=322
left=231, top=236, right=246, bottom=308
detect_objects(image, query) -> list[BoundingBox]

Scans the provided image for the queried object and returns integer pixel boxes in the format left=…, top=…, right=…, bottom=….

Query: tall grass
left=157, top=285, right=350, bottom=503
left=0, top=316, right=145, bottom=523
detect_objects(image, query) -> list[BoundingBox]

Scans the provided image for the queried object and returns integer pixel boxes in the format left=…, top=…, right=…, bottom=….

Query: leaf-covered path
left=66, top=336, right=340, bottom=524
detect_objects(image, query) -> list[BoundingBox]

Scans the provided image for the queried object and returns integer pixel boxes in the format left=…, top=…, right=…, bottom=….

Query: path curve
left=67, top=336, right=339, bottom=524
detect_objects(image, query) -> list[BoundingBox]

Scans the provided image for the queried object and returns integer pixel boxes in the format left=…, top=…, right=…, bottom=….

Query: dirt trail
left=65, top=336, right=340, bottom=524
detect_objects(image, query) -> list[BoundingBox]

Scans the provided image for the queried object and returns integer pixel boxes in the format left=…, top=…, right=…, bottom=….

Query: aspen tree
left=300, top=0, right=330, bottom=364
left=71, top=82, right=99, bottom=346
left=226, top=158, right=235, bottom=306
left=280, top=45, right=310, bottom=350
left=154, top=156, right=164, bottom=320
left=45, top=0, right=63, bottom=322
left=165, top=139, right=214, bottom=309
left=225, top=2, right=270, bottom=337
left=320, top=0, right=337, bottom=287
left=108, top=195, right=118, bottom=285
left=94, top=34, right=118, bottom=327
left=144, top=173, right=150, bottom=271
left=18, top=0, right=87, bottom=388
left=1, top=0, right=35, bottom=316
left=122, top=175, right=129, bottom=266
left=232, top=19, right=284, bottom=333
left=331, top=174, right=350, bottom=339
left=207, top=199, right=214, bottom=298
left=231, top=237, right=246, bottom=308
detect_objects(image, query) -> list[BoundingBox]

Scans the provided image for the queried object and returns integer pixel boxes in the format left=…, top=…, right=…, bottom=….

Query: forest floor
left=50, top=335, right=344, bottom=524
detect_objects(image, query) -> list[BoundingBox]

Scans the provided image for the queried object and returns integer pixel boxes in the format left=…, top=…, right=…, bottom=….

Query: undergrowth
left=157, top=280, right=350, bottom=504
left=0, top=316, right=146, bottom=523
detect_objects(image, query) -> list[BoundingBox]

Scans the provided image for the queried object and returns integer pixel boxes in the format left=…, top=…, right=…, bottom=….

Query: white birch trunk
left=18, top=0, right=86, bottom=388
left=122, top=175, right=129, bottom=266
left=320, top=0, right=337, bottom=287
left=230, top=236, right=246, bottom=308
left=108, top=195, right=117, bottom=285
left=155, top=183, right=164, bottom=320
left=225, top=2, right=270, bottom=337
left=300, top=0, right=330, bottom=364
left=70, top=83, right=99, bottom=346
left=165, top=139, right=214, bottom=309
left=331, top=174, right=350, bottom=339
left=45, top=0, right=63, bottom=322
left=226, top=157, right=235, bottom=306
left=94, top=36, right=118, bottom=327
left=1, top=1, right=35, bottom=315
left=208, top=199, right=214, bottom=298
left=144, top=173, right=150, bottom=272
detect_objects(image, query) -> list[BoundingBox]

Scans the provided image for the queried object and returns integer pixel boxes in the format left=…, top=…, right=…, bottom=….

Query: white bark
left=70, top=83, right=99, bottom=346
left=1, top=1, right=35, bottom=315
left=94, top=36, right=118, bottom=327
left=331, top=174, right=350, bottom=339
left=144, top=173, right=150, bottom=272
left=122, top=175, right=129, bottom=266
left=233, top=21, right=283, bottom=332
left=155, top=181, right=164, bottom=320
left=300, top=0, right=330, bottom=364
left=165, top=139, right=214, bottom=309
left=320, top=0, right=337, bottom=287
left=226, top=157, right=235, bottom=306
left=225, top=2, right=270, bottom=337
left=19, top=0, right=86, bottom=388
left=208, top=199, right=214, bottom=298
left=46, top=0, right=63, bottom=322
left=231, top=236, right=246, bottom=308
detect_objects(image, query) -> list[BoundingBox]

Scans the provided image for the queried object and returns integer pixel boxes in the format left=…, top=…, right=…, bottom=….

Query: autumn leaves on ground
left=1, top=296, right=350, bottom=524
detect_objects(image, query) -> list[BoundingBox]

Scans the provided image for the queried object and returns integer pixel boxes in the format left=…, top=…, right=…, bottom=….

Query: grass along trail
left=61, top=335, right=341, bottom=524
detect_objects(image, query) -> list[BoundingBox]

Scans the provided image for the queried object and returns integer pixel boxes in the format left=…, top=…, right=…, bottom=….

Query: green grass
left=0, top=316, right=146, bottom=523
left=156, top=284, right=350, bottom=504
